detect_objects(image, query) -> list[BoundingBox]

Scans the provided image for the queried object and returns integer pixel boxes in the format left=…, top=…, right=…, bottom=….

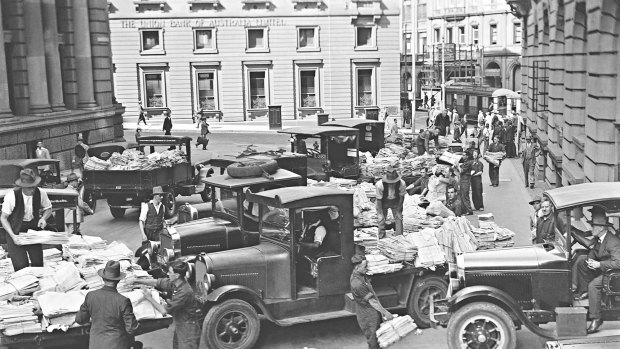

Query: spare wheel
left=226, top=159, right=279, bottom=178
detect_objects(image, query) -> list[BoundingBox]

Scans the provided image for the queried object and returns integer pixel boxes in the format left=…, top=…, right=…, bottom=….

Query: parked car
left=432, top=182, right=620, bottom=349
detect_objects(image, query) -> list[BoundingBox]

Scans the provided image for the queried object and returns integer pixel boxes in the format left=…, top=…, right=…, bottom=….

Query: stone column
left=41, top=0, right=65, bottom=111
left=0, top=4, right=14, bottom=117
left=23, top=0, right=51, bottom=113
left=71, top=0, right=97, bottom=108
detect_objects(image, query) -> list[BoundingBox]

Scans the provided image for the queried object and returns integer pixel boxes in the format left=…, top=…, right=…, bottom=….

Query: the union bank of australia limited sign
left=120, top=18, right=287, bottom=28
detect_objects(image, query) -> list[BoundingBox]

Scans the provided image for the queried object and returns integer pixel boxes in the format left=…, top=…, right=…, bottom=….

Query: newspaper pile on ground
left=0, top=302, right=41, bottom=335
left=17, top=230, right=69, bottom=245
left=377, top=314, right=419, bottom=348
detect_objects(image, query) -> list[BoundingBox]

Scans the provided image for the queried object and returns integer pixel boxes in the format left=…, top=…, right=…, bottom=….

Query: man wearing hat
left=375, top=166, right=406, bottom=238
left=534, top=199, right=555, bottom=244
left=521, top=136, right=540, bottom=188
left=350, top=254, right=393, bottom=349
left=573, top=207, right=620, bottom=334
left=75, top=260, right=139, bottom=348
left=139, top=186, right=166, bottom=242
left=529, top=195, right=542, bottom=243
left=73, top=136, right=89, bottom=174
left=64, top=173, right=93, bottom=235
left=0, top=168, right=53, bottom=271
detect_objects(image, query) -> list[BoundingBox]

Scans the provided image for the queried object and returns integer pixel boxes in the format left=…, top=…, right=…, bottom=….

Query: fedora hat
left=15, top=168, right=41, bottom=188
left=382, top=166, right=401, bottom=184
left=97, top=260, right=126, bottom=281
left=588, top=206, right=612, bottom=226
left=66, top=172, right=79, bottom=182
left=151, top=186, right=165, bottom=196
left=528, top=195, right=542, bottom=206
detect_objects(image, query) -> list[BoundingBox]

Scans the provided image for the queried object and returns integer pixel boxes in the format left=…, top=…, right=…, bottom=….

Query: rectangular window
left=197, top=72, right=216, bottom=110
left=434, top=28, right=441, bottom=43
left=446, top=27, right=453, bottom=43
left=249, top=71, right=267, bottom=109
left=194, top=28, right=217, bottom=52
left=140, top=29, right=164, bottom=54
left=356, top=68, right=374, bottom=107
left=144, top=73, right=164, bottom=108
left=298, top=27, right=319, bottom=50
left=472, top=25, right=479, bottom=45
left=417, top=3, right=427, bottom=19
left=531, top=60, right=549, bottom=112
left=490, top=24, right=498, bottom=45
left=356, top=26, right=375, bottom=49
left=513, top=23, right=522, bottom=44
left=458, top=26, right=465, bottom=44
left=299, top=70, right=317, bottom=108
left=246, top=28, right=268, bottom=52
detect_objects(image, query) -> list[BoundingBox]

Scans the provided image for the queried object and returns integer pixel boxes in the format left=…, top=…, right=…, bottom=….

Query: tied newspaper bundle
left=376, top=314, right=420, bottom=348
left=365, top=254, right=403, bottom=275
left=483, top=151, right=505, bottom=167
left=0, top=302, right=41, bottom=336
left=474, top=213, right=516, bottom=249
left=16, top=230, right=69, bottom=246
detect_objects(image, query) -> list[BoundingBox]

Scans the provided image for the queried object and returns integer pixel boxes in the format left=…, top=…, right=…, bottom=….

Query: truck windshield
left=260, top=204, right=290, bottom=241
left=214, top=188, right=239, bottom=218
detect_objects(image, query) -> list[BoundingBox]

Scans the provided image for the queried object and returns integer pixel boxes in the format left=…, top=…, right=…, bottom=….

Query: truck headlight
left=161, top=248, right=174, bottom=265
left=545, top=341, right=559, bottom=349
left=147, top=241, right=160, bottom=256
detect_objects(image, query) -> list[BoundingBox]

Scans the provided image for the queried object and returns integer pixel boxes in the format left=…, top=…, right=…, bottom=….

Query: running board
left=275, top=310, right=355, bottom=326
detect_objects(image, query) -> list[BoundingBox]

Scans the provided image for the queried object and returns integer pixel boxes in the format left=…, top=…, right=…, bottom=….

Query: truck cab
left=192, top=186, right=448, bottom=349
left=433, top=182, right=620, bottom=349
left=154, top=169, right=303, bottom=267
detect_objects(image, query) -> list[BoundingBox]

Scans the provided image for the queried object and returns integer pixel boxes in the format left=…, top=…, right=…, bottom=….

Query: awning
left=491, top=88, right=515, bottom=97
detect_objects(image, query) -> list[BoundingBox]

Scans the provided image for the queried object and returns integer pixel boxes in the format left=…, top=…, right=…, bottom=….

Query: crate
left=556, top=307, right=587, bottom=337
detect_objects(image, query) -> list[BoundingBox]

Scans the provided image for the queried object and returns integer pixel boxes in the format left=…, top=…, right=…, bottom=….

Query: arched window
left=484, top=62, right=502, bottom=88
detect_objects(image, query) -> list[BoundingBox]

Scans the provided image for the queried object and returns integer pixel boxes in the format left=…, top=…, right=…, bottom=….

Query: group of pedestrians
left=136, top=108, right=212, bottom=150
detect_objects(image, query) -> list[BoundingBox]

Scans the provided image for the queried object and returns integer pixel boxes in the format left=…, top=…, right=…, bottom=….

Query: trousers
left=6, top=220, right=44, bottom=271
left=459, top=176, right=473, bottom=214
left=470, top=176, right=484, bottom=210
left=574, top=255, right=604, bottom=318
left=488, top=164, right=500, bottom=186
left=356, top=305, right=381, bottom=349
left=377, top=199, right=403, bottom=238
left=145, top=228, right=162, bottom=241
left=173, top=318, right=201, bottom=349
left=523, top=160, right=535, bottom=186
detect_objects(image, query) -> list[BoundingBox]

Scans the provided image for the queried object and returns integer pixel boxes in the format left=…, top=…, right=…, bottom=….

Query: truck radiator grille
left=467, top=272, right=533, bottom=305
left=219, top=272, right=261, bottom=291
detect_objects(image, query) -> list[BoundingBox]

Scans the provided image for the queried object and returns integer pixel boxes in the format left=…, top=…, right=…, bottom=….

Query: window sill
left=354, top=105, right=378, bottom=109
left=140, top=50, right=166, bottom=55
left=354, top=46, right=378, bottom=51
left=144, top=106, right=169, bottom=110
left=245, top=48, right=270, bottom=53
left=247, top=108, right=268, bottom=112
left=297, top=47, right=321, bottom=53
left=194, top=48, right=218, bottom=54
left=298, top=106, right=323, bottom=111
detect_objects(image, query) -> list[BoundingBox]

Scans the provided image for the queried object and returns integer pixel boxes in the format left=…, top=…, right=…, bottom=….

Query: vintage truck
left=190, top=186, right=448, bottom=349
left=82, top=136, right=211, bottom=219
left=431, top=182, right=620, bottom=349
left=151, top=169, right=303, bottom=267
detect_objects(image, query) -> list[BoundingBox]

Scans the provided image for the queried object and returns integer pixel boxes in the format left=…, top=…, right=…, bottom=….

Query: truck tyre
left=407, top=275, right=448, bottom=328
left=110, top=207, right=126, bottom=219
left=163, top=189, right=177, bottom=218
left=447, top=302, right=516, bottom=349
left=83, top=190, right=97, bottom=212
left=226, top=160, right=278, bottom=178
left=201, top=299, right=260, bottom=349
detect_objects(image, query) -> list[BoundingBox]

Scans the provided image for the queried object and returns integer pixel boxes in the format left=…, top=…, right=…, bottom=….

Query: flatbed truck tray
left=0, top=317, right=172, bottom=349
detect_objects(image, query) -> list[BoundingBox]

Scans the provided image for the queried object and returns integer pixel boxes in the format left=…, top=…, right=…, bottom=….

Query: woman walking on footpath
left=470, top=149, right=484, bottom=211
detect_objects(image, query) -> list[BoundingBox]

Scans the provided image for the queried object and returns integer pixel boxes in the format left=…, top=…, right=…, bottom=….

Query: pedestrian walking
left=64, top=172, right=93, bottom=235
left=503, top=120, right=516, bottom=158
left=470, top=149, right=484, bottom=211
left=477, top=110, right=484, bottom=125
left=73, top=136, right=89, bottom=174
left=452, top=121, right=464, bottom=143
left=138, top=110, right=148, bottom=126
left=139, top=186, right=166, bottom=242
left=457, top=151, right=474, bottom=215
left=131, top=261, right=204, bottom=349
left=197, top=117, right=210, bottom=150
left=163, top=110, right=173, bottom=135
left=487, top=136, right=506, bottom=187
left=423, top=94, right=429, bottom=109
left=375, top=166, right=406, bottom=238
left=75, top=260, right=140, bottom=349
left=350, top=254, right=394, bottom=349
left=482, top=124, right=492, bottom=154
left=521, top=137, right=540, bottom=188
left=0, top=169, right=53, bottom=271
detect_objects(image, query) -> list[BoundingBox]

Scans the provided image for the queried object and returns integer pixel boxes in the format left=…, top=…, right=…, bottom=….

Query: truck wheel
left=163, top=189, right=177, bottom=218
left=407, top=275, right=448, bottom=328
left=200, top=187, right=212, bottom=202
left=83, top=190, right=97, bottom=212
left=201, top=299, right=260, bottom=349
left=226, top=160, right=279, bottom=178
left=110, top=207, right=126, bottom=219
left=447, top=302, right=516, bottom=349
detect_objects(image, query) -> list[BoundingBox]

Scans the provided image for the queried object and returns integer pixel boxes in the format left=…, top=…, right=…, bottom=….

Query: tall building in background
left=508, top=0, right=619, bottom=185
left=0, top=0, right=123, bottom=167
left=108, top=0, right=401, bottom=124
left=402, top=0, right=522, bottom=115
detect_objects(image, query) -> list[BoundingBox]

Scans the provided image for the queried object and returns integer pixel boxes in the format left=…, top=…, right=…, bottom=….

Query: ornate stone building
left=0, top=0, right=123, bottom=168
left=509, top=0, right=619, bottom=185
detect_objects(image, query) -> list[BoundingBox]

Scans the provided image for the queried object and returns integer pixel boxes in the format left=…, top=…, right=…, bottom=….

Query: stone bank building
left=510, top=0, right=620, bottom=185
left=0, top=0, right=122, bottom=165
left=108, top=0, right=401, bottom=123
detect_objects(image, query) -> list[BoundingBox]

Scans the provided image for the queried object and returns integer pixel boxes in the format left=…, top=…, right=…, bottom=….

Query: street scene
left=0, top=1, right=620, bottom=349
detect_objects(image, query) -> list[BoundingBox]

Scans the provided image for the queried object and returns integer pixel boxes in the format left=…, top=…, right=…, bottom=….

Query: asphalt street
left=81, top=128, right=546, bottom=348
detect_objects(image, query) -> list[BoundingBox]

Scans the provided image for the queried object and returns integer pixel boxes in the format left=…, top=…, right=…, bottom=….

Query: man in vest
left=139, top=186, right=165, bottom=242
left=375, top=166, right=406, bottom=239
left=521, top=136, right=540, bottom=188
left=0, top=168, right=53, bottom=271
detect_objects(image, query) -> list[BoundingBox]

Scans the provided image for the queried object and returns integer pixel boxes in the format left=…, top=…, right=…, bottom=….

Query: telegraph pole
left=411, top=0, right=417, bottom=132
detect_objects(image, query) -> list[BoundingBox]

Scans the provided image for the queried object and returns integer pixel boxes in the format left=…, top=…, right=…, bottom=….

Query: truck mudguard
left=206, top=285, right=280, bottom=324
left=448, top=285, right=556, bottom=339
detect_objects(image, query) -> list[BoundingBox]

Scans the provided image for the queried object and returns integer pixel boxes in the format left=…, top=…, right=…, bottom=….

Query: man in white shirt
left=139, top=186, right=165, bottom=242
left=375, top=166, right=406, bottom=239
left=0, top=168, right=53, bottom=271
left=35, top=140, right=52, bottom=171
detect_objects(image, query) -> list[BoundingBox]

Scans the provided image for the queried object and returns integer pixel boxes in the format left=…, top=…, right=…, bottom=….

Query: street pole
left=411, top=0, right=416, bottom=133
left=441, top=39, right=446, bottom=111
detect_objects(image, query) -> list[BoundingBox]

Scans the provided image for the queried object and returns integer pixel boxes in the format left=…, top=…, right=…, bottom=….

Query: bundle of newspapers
left=376, top=315, right=418, bottom=348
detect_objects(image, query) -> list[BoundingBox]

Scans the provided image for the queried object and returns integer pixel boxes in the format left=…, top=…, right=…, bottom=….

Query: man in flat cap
left=350, top=254, right=393, bottom=349
left=0, top=168, right=53, bottom=271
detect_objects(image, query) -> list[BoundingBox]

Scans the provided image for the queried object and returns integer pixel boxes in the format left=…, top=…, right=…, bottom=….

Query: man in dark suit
left=573, top=207, right=620, bottom=334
